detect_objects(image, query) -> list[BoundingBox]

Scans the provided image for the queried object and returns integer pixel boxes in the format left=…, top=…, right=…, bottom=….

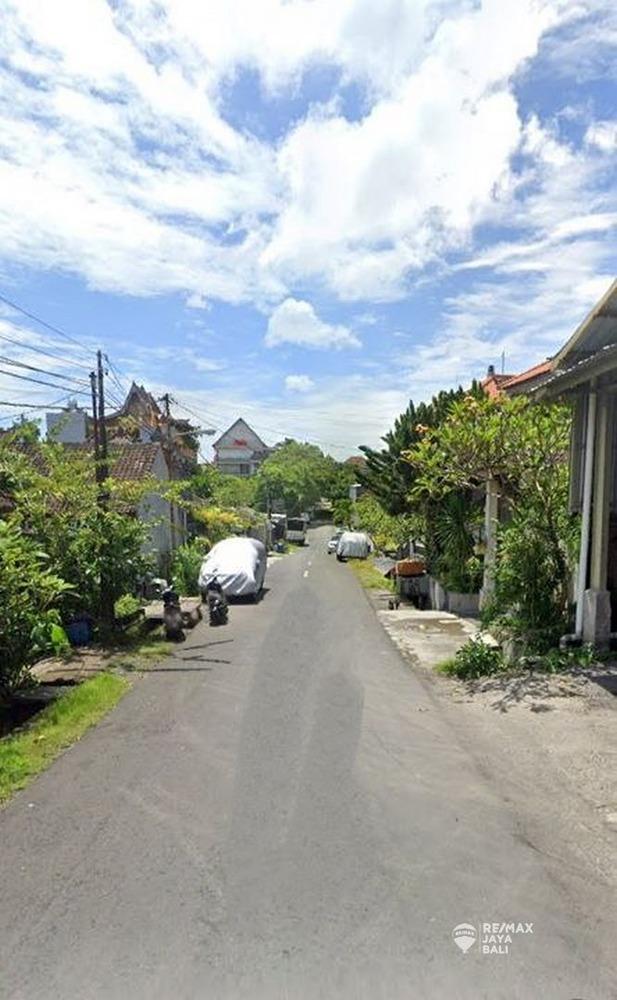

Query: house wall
left=213, top=420, right=269, bottom=476
left=137, top=447, right=173, bottom=571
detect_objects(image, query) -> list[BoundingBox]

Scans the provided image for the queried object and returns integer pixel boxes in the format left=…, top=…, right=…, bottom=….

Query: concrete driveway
left=1, top=527, right=615, bottom=999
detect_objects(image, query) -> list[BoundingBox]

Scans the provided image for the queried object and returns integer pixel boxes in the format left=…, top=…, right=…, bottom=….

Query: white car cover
left=336, top=531, right=372, bottom=559
left=199, top=537, right=267, bottom=597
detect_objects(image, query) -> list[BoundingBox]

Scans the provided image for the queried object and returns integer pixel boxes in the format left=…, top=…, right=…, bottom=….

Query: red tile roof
left=501, top=359, right=553, bottom=390
left=481, top=373, right=514, bottom=398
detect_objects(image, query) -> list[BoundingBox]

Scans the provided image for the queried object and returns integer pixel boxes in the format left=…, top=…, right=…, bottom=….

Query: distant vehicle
left=287, top=515, right=309, bottom=545
left=198, top=537, right=267, bottom=599
left=336, top=531, right=372, bottom=561
left=327, top=530, right=344, bottom=554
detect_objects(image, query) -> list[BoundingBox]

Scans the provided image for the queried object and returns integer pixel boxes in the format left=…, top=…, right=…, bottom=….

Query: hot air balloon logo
left=452, top=923, right=477, bottom=953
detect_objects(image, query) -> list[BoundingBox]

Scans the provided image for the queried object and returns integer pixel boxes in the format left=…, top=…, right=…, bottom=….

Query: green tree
left=359, top=384, right=480, bottom=514
left=254, top=440, right=335, bottom=514
left=354, top=494, right=417, bottom=552
left=0, top=437, right=152, bottom=624
left=406, top=393, right=576, bottom=645
left=0, top=519, right=72, bottom=700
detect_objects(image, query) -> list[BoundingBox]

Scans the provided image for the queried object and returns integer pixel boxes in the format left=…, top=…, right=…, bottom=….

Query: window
left=239, top=463, right=251, bottom=476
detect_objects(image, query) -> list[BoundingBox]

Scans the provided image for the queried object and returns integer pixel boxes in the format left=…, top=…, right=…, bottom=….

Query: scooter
left=206, top=578, right=229, bottom=627
left=162, top=585, right=185, bottom=641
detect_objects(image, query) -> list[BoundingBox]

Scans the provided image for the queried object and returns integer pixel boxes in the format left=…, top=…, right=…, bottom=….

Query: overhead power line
left=0, top=366, right=90, bottom=395
left=0, top=393, right=76, bottom=422
left=0, top=292, right=93, bottom=359
left=0, top=330, right=93, bottom=373
left=0, top=354, right=90, bottom=388
left=172, top=396, right=353, bottom=452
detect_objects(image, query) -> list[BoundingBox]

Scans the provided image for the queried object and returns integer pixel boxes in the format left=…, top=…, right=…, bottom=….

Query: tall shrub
left=0, top=520, right=72, bottom=699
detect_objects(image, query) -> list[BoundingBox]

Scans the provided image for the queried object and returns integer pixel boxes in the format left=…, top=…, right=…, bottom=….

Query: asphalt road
left=1, top=527, right=615, bottom=999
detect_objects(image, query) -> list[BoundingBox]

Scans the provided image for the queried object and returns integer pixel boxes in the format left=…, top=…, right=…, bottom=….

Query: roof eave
left=553, top=278, right=617, bottom=367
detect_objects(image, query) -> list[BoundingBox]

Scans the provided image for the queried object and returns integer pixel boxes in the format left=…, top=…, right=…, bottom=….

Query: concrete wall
left=137, top=447, right=173, bottom=571
left=46, top=408, right=87, bottom=443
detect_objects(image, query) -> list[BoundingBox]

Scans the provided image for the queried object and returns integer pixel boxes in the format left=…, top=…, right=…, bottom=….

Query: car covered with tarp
left=336, top=531, right=372, bottom=560
left=198, top=537, right=267, bottom=599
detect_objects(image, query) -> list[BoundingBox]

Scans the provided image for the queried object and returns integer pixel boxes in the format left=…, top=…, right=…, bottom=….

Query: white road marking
left=308, top=560, right=312, bottom=567
left=303, top=570, right=309, bottom=578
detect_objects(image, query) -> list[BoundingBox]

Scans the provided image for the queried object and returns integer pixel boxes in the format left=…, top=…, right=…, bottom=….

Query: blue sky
left=0, top=0, right=615, bottom=458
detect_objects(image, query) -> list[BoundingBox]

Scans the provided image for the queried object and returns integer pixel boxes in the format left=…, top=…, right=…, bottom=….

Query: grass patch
left=107, top=629, right=174, bottom=672
left=0, top=673, right=129, bottom=805
left=348, top=559, right=394, bottom=591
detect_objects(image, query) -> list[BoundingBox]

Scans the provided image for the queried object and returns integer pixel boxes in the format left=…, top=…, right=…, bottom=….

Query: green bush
left=491, top=501, right=576, bottom=653
left=171, top=539, right=211, bottom=596
left=439, top=638, right=504, bottom=679
left=0, top=520, right=72, bottom=699
left=114, top=594, right=143, bottom=619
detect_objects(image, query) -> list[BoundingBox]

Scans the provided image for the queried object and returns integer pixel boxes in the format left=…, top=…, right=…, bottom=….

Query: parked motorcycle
left=162, top=586, right=185, bottom=641
left=206, top=577, right=229, bottom=627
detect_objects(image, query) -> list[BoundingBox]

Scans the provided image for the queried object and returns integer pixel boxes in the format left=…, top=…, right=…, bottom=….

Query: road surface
left=1, top=527, right=615, bottom=999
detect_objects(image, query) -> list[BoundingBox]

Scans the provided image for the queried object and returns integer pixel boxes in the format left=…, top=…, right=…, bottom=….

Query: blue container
left=66, top=619, right=92, bottom=646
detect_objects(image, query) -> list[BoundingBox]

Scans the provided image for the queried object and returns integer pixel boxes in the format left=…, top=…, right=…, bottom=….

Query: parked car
left=327, top=530, right=344, bottom=554
left=287, top=515, right=309, bottom=545
left=336, top=531, right=372, bottom=561
left=198, top=537, right=267, bottom=600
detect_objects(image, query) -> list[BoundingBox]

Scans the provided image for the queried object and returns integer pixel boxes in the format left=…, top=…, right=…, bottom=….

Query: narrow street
left=1, top=527, right=615, bottom=1000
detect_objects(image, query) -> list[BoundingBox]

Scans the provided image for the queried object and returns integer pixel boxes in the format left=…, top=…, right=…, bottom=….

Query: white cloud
left=0, top=0, right=596, bottom=309
left=265, top=299, right=360, bottom=349
left=261, top=0, right=560, bottom=297
left=585, top=121, right=617, bottom=152
left=185, top=293, right=211, bottom=310
left=285, top=374, right=315, bottom=392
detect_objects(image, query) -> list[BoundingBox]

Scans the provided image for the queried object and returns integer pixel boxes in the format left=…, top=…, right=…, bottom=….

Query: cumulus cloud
left=285, top=374, right=315, bottom=392
left=0, top=0, right=615, bottom=428
left=266, top=299, right=360, bottom=349
left=585, top=121, right=617, bottom=152
left=1, top=0, right=606, bottom=310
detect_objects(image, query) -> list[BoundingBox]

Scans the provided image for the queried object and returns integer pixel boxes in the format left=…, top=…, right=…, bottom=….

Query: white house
left=213, top=418, right=270, bottom=476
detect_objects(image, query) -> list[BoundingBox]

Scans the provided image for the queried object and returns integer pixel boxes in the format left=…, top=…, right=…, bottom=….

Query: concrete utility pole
left=89, top=369, right=100, bottom=471
left=96, top=349, right=114, bottom=634
left=159, top=392, right=177, bottom=553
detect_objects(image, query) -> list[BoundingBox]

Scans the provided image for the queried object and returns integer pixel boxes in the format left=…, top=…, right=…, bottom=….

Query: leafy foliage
left=439, top=639, right=505, bottom=679
left=408, top=393, right=576, bottom=646
left=170, top=538, right=211, bottom=596
left=431, top=492, right=483, bottom=593
left=0, top=520, right=72, bottom=699
left=359, top=385, right=479, bottom=514
left=254, top=440, right=349, bottom=515
left=114, top=594, right=143, bottom=619
left=354, top=494, right=417, bottom=553
left=0, top=435, right=155, bottom=640
left=191, top=505, right=249, bottom=545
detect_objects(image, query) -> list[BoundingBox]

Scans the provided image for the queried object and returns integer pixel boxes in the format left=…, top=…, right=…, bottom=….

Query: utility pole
left=159, top=392, right=177, bottom=555
left=97, top=349, right=109, bottom=483
left=89, top=370, right=100, bottom=475
left=96, top=349, right=114, bottom=634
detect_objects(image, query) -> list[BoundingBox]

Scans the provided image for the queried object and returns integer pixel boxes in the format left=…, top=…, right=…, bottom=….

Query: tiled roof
left=109, top=442, right=162, bottom=480
left=8, top=440, right=165, bottom=481
left=502, top=360, right=553, bottom=391
left=481, top=373, right=514, bottom=398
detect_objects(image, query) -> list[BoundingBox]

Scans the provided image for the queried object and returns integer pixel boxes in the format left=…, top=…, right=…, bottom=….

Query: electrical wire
left=0, top=354, right=91, bottom=388
left=0, top=366, right=90, bottom=395
left=0, top=330, right=94, bottom=373
left=0, top=292, right=93, bottom=359
left=172, top=396, right=353, bottom=452
left=0, top=393, right=75, bottom=422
